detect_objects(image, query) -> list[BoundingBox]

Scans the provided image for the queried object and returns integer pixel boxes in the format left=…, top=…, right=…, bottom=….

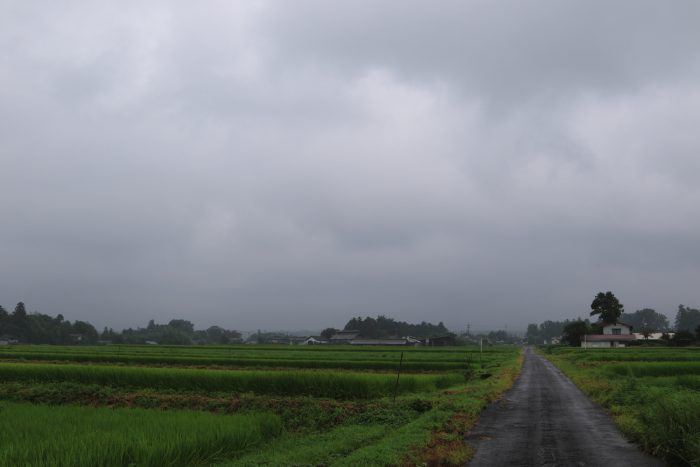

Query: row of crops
left=542, top=347, right=700, bottom=467
left=0, top=362, right=464, bottom=398
left=0, top=344, right=508, bottom=371
left=0, top=344, right=522, bottom=466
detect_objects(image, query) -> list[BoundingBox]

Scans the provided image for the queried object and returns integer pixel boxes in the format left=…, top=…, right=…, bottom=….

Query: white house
left=581, top=322, right=636, bottom=348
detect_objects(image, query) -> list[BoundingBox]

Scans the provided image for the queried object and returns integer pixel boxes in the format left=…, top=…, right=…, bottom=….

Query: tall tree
left=590, top=291, right=623, bottom=324
left=562, top=320, right=589, bottom=346
left=674, top=305, right=700, bottom=332
left=13, top=302, right=27, bottom=320
left=526, top=323, right=539, bottom=344
left=620, top=308, right=670, bottom=332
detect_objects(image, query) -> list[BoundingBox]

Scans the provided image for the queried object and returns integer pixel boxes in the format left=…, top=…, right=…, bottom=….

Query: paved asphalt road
left=466, top=347, right=663, bottom=467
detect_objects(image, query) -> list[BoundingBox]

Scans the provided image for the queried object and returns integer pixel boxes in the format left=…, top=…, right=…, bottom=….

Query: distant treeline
left=0, top=302, right=241, bottom=345
left=323, top=315, right=452, bottom=339
left=528, top=305, right=700, bottom=346
left=0, top=302, right=99, bottom=344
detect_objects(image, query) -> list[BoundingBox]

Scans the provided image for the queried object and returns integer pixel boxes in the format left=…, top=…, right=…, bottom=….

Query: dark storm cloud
left=1, top=1, right=699, bottom=333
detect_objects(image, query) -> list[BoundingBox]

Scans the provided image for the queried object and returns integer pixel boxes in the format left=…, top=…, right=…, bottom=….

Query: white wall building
left=581, top=322, right=636, bottom=348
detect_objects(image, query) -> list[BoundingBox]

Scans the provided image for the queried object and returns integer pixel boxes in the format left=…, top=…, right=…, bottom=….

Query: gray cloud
left=1, top=1, right=699, bottom=333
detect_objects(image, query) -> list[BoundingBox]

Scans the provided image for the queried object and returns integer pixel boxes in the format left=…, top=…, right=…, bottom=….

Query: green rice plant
left=0, top=350, right=477, bottom=371
left=0, top=402, right=281, bottom=467
left=675, top=375, right=700, bottom=392
left=227, top=423, right=390, bottom=466
left=0, top=362, right=463, bottom=399
left=605, top=362, right=700, bottom=378
left=0, top=344, right=514, bottom=372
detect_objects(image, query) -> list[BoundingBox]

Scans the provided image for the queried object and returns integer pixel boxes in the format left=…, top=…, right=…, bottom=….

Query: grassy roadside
left=407, top=350, right=524, bottom=466
left=540, top=347, right=700, bottom=467
left=225, top=349, right=525, bottom=466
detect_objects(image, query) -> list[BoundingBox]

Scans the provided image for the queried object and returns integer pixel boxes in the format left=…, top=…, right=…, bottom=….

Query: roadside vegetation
left=541, top=347, right=700, bottom=466
left=0, top=343, right=522, bottom=466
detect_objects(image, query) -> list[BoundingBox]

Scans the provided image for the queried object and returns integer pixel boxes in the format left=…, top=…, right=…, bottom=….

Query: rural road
left=466, top=347, right=662, bottom=467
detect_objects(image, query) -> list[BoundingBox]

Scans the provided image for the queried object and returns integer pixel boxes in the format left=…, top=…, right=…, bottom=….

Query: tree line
left=0, top=302, right=241, bottom=345
left=320, top=315, right=452, bottom=340
left=527, top=292, right=700, bottom=347
left=0, top=302, right=99, bottom=344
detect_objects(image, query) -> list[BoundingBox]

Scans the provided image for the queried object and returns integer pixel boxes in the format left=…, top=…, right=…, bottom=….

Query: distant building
left=582, top=322, right=635, bottom=348
left=404, top=336, right=422, bottom=345
left=0, top=335, right=19, bottom=345
left=302, top=336, right=328, bottom=345
left=68, top=333, right=84, bottom=343
left=423, top=335, right=456, bottom=346
left=632, top=332, right=673, bottom=341
left=350, top=338, right=411, bottom=346
left=329, top=330, right=360, bottom=344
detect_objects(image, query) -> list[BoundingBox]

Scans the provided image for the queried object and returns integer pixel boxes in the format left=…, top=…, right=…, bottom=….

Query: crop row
left=3, top=344, right=511, bottom=359
left=0, top=351, right=505, bottom=371
left=555, top=349, right=700, bottom=363
left=604, top=362, right=700, bottom=378
left=0, top=401, right=281, bottom=467
left=0, top=345, right=512, bottom=371
left=0, top=362, right=464, bottom=399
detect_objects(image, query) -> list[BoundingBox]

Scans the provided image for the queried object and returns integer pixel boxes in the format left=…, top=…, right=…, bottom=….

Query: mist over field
left=1, top=1, right=699, bottom=333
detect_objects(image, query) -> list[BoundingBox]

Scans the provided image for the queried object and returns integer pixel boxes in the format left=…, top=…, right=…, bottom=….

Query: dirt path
left=466, top=347, right=662, bottom=466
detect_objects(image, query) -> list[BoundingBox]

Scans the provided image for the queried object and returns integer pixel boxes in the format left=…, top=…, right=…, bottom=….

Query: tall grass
left=545, top=347, right=700, bottom=466
left=637, top=392, right=700, bottom=466
left=675, top=375, right=700, bottom=392
left=0, top=402, right=281, bottom=466
left=0, top=362, right=463, bottom=399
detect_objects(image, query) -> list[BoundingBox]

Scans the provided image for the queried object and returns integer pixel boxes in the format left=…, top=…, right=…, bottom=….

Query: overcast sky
left=2, top=1, right=699, bottom=333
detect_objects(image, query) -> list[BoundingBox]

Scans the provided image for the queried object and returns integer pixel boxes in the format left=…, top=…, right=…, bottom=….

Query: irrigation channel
left=466, top=347, right=662, bottom=466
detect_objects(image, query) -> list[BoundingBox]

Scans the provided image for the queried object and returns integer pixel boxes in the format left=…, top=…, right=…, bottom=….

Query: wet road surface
left=466, top=347, right=662, bottom=466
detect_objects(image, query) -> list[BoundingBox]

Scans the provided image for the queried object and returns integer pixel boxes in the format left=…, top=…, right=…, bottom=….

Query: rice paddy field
left=0, top=343, right=522, bottom=466
left=542, top=346, right=700, bottom=466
